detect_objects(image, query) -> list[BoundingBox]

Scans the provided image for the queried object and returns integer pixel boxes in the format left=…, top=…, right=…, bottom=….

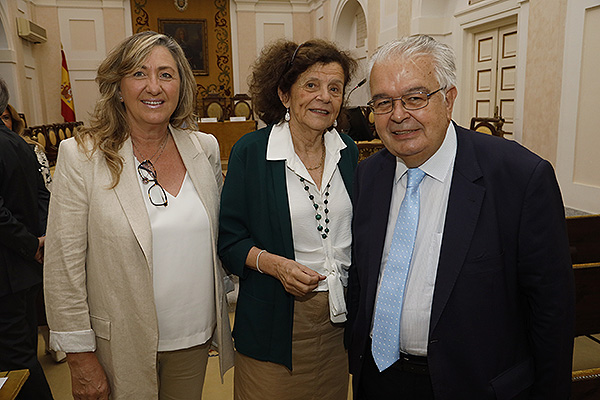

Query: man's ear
left=444, top=86, right=458, bottom=118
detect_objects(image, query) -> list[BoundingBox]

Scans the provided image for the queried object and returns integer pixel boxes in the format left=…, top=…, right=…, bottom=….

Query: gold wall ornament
left=174, top=0, right=188, bottom=12
left=133, top=0, right=150, bottom=33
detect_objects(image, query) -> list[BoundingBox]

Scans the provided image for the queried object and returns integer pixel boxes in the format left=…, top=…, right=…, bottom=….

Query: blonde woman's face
left=119, top=46, right=181, bottom=134
left=1, top=109, right=12, bottom=131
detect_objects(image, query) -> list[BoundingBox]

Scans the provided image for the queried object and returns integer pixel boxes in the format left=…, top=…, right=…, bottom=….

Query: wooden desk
left=197, top=120, right=257, bottom=165
left=0, top=370, right=29, bottom=400
left=567, top=214, right=600, bottom=264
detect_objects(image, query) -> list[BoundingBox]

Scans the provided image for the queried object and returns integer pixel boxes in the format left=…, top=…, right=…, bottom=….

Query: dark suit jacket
left=0, top=124, right=49, bottom=297
left=219, top=125, right=358, bottom=369
left=347, top=123, right=574, bottom=399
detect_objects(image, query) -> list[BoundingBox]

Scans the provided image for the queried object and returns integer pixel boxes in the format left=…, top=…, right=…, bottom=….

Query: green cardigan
left=218, top=124, right=359, bottom=369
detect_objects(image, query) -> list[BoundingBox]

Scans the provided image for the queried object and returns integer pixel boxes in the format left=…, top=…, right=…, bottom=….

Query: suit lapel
left=171, top=128, right=219, bottom=226
left=365, top=150, right=397, bottom=314
left=113, top=139, right=153, bottom=269
left=430, top=128, right=485, bottom=332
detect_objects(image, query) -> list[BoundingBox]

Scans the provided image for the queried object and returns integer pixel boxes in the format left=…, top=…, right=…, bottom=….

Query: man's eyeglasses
left=368, top=87, right=445, bottom=114
left=137, top=160, right=168, bottom=207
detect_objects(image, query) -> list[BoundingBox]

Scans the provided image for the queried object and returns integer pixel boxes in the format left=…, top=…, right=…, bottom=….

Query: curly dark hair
left=249, top=39, right=357, bottom=125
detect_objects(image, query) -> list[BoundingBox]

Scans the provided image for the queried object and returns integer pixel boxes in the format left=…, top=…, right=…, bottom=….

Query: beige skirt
left=234, top=291, right=349, bottom=400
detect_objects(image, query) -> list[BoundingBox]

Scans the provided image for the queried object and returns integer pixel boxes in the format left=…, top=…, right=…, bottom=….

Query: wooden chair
left=230, top=94, right=253, bottom=120
left=342, top=107, right=375, bottom=142
left=573, top=263, right=600, bottom=339
left=202, top=93, right=227, bottom=121
left=566, top=215, right=600, bottom=264
left=24, top=121, right=83, bottom=166
left=567, top=215, right=600, bottom=398
left=470, top=116, right=506, bottom=137
left=572, top=266, right=600, bottom=400
left=572, top=368, right=600, bottom=399
left=356, top=140, right=384, bottom=162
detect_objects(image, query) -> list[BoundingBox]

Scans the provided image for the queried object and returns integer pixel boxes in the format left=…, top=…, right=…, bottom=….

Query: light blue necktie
left=372, top=167, right=426, bottom=372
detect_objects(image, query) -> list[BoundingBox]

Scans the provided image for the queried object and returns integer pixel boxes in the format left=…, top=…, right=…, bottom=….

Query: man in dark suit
left=0, top=77, right=53, bottom=399
left=346, top=35, right=574, bottom=399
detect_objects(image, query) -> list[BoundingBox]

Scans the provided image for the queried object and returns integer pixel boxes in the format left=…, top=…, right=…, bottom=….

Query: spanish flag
left=61, top=45, right=76, bottom=122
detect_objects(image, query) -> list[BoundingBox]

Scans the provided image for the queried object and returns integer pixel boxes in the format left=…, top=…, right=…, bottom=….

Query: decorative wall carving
left=133, top=0, right=150, bottom=32
left=131, top=0, right=233, bottom=99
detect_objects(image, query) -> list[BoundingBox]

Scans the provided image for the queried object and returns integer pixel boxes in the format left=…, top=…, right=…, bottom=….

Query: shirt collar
left=266, top=122, right=294, bottom=161
left=394, top=123, right=457, bottom=184
left=267, top=121, right=346, bottom=183
left=267, top=122, right=347, bottom=177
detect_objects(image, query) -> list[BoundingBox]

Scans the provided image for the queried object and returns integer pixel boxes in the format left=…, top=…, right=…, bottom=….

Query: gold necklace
left=305, top=141, right=326, bottom=171
left=132, top=132, right=169, bottom=163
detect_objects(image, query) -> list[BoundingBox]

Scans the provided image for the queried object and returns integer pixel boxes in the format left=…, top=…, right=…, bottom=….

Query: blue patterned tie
left=372, top=167, right=426, bottom=371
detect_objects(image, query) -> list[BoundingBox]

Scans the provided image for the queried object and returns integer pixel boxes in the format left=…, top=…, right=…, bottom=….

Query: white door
left=472, top=23, right=517, bottom=137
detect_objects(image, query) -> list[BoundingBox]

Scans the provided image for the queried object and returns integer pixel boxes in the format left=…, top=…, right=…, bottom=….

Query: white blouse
left=136, top=162, right=216, bottom=352
left=266, top=122, right=352, bottom=323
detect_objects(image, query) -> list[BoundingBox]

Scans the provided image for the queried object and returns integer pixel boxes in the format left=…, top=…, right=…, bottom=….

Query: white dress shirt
left=266, top=122, right=353, bottom=323
left=137, top=166, right=216, bottom=352
left=376, top=123, right=457, bottom=356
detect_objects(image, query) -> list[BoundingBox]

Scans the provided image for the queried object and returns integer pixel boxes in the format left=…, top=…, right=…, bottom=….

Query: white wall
left=556, top=0, right=600, bottom=213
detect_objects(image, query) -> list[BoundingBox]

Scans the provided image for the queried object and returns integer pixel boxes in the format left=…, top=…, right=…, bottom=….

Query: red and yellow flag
left=60, top=46, right=76, bottom=122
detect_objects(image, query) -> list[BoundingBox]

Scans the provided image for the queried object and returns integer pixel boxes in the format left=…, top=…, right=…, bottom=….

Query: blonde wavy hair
left=76, top=31, right=197, bottom=188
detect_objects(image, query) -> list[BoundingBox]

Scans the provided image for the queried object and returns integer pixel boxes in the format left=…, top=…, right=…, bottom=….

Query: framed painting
left=158, top=18, right=208, bottom=75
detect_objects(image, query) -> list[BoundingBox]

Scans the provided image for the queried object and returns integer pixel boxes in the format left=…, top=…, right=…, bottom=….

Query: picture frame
left=158, top=18, right=208, bottom=76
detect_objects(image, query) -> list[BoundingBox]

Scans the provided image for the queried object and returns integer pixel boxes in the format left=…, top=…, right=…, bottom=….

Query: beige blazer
left=44, top=126, right=234, bottom=399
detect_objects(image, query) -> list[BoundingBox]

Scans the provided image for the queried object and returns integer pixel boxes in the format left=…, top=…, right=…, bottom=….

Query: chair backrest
left=202, top=93, right=227, bottom=121
left=231, top=94, right=253, bottom=120
left=567, top=215, right=600, bottom=264
left=23, top=121, right=83, bottom=166
left=572, top=367, right=600, bottom=399
left=470, top=116, right=506, bottom=137
left=568, top=215, right=600, bottom=398
left=356, top=140, right=385, bottom=162
left=344, top=107, right=375, bottom=141
left=566, top=215, right=600, bottom=337
left=573, top=263, right=600, bottom=337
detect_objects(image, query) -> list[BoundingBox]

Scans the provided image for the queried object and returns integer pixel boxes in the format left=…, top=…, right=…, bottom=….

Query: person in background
left=346, top=34, right=574, bottom=399
left=44, top=31, right=234, bottom=400
left=0, top=103, right=62, bottom=364
left=218, top=39, right=358, bottom=400
left=1, top=104, right=52, bottom=190
left=0, top=77, right=53, bottom=399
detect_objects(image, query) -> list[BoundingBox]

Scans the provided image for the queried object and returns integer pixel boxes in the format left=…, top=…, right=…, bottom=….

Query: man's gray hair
left=368, top=34, right=457, bottom=91
left=0, top=77, right=9, bottom=113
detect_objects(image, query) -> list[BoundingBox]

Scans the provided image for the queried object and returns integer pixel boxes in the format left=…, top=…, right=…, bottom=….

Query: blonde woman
left=44, top=31, right=233, bottom=400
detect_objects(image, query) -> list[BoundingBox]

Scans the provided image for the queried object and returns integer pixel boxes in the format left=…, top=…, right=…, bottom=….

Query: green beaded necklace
left=299, top=177, right=330, bottom=239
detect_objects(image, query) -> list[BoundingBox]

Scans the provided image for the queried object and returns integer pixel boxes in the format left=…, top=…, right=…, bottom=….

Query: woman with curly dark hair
left=218, top=39, right=358, bottom=399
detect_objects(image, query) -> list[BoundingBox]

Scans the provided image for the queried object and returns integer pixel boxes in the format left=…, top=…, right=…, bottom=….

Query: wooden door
left=473, top=23, right=517, bottom=136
